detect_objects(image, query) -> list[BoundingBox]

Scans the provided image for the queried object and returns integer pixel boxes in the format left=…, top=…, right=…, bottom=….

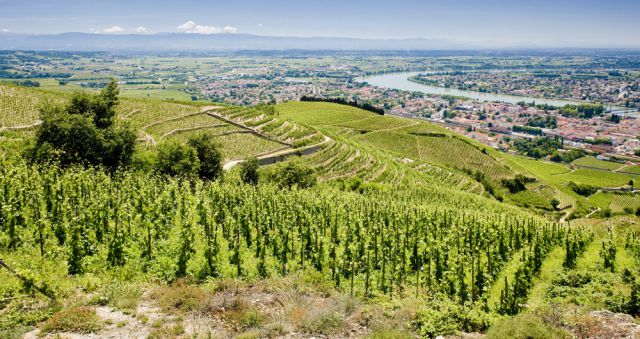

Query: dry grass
left=148, top=323, right=185, bottom=338
left=279, top=292, right=359, bottom=335
left=149, top=280, right=209, bottom=313
left=40, top=306, right=102, bottom=334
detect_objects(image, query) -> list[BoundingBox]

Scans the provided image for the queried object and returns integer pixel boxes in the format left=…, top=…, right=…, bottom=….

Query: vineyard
left=0, top=163, right=561, bottom=334
left=3, top=86, right=640, bottom=337
left=0, top=84, right=66, bottom=128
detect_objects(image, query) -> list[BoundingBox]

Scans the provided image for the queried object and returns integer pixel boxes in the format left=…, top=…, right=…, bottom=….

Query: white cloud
left=1, top=28, right=9, bottom=33
left=177, top=20, right=236, bottom=34
left=177, top=20, right=196, bottom=31
left=223, top=26, right=237, bottom=33
left=103, top=26, right=125, bottom=34
left=135, top=26, right=148, bottom=33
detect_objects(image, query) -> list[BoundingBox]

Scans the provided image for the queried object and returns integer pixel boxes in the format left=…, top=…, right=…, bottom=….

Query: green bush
left=267, top=159, right=316, bottom=189
left=155, top=141, right=200, bottom=178
left=240, top=157, right=260, bottom=185
left=188, top=133, right=223, bottom=180
left=568, top=181, right=598, bottom=197
left=25, top=80, right=135, bottom=169
left=414, top=301, right=496, bottom=337
left=486, top=313, right=567, bottom=339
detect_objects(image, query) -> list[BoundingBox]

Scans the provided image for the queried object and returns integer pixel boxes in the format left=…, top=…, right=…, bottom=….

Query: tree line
left=300, top=96, right=384, bottom=115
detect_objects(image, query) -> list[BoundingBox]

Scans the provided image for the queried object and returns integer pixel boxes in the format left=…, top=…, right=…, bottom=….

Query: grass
left=367, top=328, right=416, bottom=339
left=486, top=313, right=567, bottom=339
left=527, top=247, right=565, bottom=310
left=101, top=282, right=142, bottom=311
left=573, top=156, right=625, bottom=171
left=558, top=168, right=636, bottom=188
left=150, top=282, right=209, bottom=313
left=618, top=165, right=640, bottom=175
left=40, top=306, right=102, bottom=334
left=277, top=101, right=375, bottom=125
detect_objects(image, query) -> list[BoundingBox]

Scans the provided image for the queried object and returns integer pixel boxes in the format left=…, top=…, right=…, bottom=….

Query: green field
left=573, top=156, right=625, bottom=171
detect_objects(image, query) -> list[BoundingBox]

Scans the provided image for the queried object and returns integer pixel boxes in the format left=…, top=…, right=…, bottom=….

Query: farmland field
left=573, top=156, right=625, bottom=171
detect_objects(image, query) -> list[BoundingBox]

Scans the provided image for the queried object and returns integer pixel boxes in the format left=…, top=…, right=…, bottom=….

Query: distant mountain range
left=0, top=32, right=482, bottom=52
left=1, top=33, right=638, bottom=52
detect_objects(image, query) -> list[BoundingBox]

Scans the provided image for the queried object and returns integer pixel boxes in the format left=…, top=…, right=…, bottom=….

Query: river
left=357, top=72, right=634, bottom=113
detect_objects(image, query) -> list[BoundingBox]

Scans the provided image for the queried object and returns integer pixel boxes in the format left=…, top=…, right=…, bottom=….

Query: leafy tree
left=155, top=141, right=200, bottom=178
left=501, top=175, right=535, bottom=194
left=187, top=134, right=223, bottom=180
left=25, top=79, right=135, bottom=169
left=240, top=157, right=260, bottom=185
left=568, top=181, right=598, bottom=197
left=268, top=160, right=316, bottom=189
left=560, top=104, right=605, bottom=119
left=550, top=198, right=560, bottom=210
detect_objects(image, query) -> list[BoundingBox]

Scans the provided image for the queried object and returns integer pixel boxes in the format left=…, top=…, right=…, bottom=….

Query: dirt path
left=585, top=207, right=601, bottom=219
left=0, top=120, right=42, bottom=132
left=559, top=208, right=572, bottom=223
left=120, top=109, right=141, bottom=119
left=614, top=164, right=629, bottom=173
left=159, top=123, right=227, bottom=140
left=223, top=135, right=331, bottom=171
left=207, top=111, right=292, bottom=147
left=139, top=133, right=157, bottom=145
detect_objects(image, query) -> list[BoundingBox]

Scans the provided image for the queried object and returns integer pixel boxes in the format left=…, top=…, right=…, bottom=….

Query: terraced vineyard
left=502, top=153, right=640, bottom=218
left=4, top=85, right=640, bottom=338
left=0, top=84, right=66, bottom=128
left=589, top=192, right=640, bottom=214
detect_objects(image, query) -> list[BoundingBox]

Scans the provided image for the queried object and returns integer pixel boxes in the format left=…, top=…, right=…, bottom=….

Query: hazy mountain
left=0, top=32, right=476, bottom=52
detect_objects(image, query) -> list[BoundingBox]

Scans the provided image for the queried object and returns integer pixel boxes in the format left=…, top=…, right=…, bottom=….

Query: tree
left=240, top=157, right=260, bottom=185
left=550, top=198, right=560, bottom=210
left=25, top=79, right=135, bottom=169
left=155, top=141, right=200, bottom=178
left=268, top=160, right=316, bottom=189
left=187, top=134, right=223, bottom=180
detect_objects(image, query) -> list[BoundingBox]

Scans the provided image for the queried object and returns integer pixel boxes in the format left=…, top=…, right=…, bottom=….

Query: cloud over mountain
left=103, top=26, right=125, bottom=34
left=177, top=20, right=236, bottom=34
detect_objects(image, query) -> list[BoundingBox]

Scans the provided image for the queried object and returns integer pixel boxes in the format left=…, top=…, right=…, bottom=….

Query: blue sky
left=0, top=0, right=638, bottom=46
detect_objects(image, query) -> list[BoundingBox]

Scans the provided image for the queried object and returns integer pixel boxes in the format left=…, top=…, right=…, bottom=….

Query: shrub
left=414, top=302, right=495, bottom=337
left=486, top=313, right=567, bottom=339
left=568, top=181, right=598, bottom=197
left=155, top=141, right=200, bottom=178
left=40, top=306, right=101, bottom=334
left=150, top=282, right=208, bottom=313
left=102, top=282, right=142, bottom=311
left=240, top=157, right=260, bottom=185
left=188, top=133, right=223, bottom=180
left=267, top=160, right=316, bottom=189
left=502, top=175, right=535, bottom=194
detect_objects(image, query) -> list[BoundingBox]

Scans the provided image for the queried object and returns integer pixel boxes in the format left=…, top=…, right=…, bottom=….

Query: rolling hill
left=2, top=84, right=640, bottom=337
